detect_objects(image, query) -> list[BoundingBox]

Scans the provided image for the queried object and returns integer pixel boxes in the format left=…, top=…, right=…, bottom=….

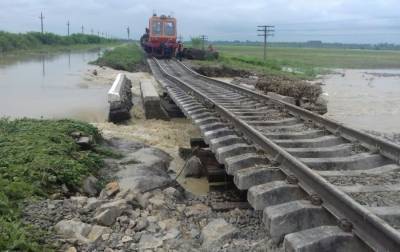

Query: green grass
left=191, top=44, right=400, bottom=79
left=216, top=45, right=400, bottom=69
left=0, top=118, right=113, bottom=251
left=92, top=43, right=144, bottom=71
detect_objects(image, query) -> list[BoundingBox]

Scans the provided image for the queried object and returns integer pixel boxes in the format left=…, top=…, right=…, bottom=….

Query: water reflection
left=41, top=55, right=46, bottom=77
left=0, top=49, right=109, bottom=122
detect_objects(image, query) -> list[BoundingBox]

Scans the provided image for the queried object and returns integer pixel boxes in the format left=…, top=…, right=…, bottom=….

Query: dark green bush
left=0, top=31, right=116, bottom=53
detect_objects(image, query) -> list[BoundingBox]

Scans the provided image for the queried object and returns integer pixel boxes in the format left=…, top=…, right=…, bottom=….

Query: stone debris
left=99, top=181, right=120, bottom=199
left=54, top=219, right=111, bottom=243
left=184, top=203, right=211, bottom=217
left=81, top=175, right=99, bottom=197
left=22, top=138, right=273, bottom=252
left=182, top=155, right=206, bottom=178
left=201, top=218, right=239, bottom=250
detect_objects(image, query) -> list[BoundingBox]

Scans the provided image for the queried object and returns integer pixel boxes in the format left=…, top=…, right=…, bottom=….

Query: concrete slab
left=274, top=135, right=344, bottom=148
left=248, top=118, right=300, bottom=127
left=140, top=79, right=169, bottom=120
left=301, top=153, right=389, bottom=171
left=199, top=122, right=226, bottom=132
left=264, top=200, right=335, bottom=243
left=108, top=73, right=133, bottom=122
left=286, top=144, right=353, bottom=158
left=209, top=135, right=245, bottom=152
left=234, top=166, right=285, bottom=190
left=283, top=226, right=369, bottom=252
left=191, top=112, right=217, bottom=120
left=215, top=143, right=255, bottom=163
left=263, top=130, right=325, bottom=140
left=194, top=117, right=219, bottom=126
left=247, top=181, right=306, bottom=210
left=224, top=153, right=268, bottom=175
left=203, top=128, right=235, bottom=143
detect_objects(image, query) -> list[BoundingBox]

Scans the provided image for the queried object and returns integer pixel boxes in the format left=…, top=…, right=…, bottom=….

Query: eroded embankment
left=22, top=137, right=276, bottom=252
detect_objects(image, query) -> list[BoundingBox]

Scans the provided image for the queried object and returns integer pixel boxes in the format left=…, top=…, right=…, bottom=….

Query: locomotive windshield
left=152, top=21, right=162, bottom=35
left=164, top=21, right=175, bottom=36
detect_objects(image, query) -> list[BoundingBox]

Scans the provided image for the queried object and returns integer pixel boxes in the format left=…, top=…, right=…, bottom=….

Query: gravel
left=325, top=172, right=400, bottom=187
left=349, top=191, right=400, bottom=207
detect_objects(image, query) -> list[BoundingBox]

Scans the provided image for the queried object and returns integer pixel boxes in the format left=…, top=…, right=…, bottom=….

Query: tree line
left=0, top=31, right=116, bottom=53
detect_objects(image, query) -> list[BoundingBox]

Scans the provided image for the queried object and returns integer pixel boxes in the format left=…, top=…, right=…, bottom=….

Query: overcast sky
left=1, top=0, right=400, bottom=43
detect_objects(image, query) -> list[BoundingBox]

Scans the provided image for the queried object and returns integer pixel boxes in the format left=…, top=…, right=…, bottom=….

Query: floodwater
left=320, top=69, right=400, bottom=133
left=0, top=49, right=109, bottom=122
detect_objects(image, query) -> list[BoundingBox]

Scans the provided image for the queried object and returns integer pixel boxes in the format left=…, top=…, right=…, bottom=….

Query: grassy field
left=92, top=43, right=144, bottom=71
left=190, top=44, right=400, bottom=79
left=0, top=119, right=116, bottom=251
left=216, top=45, right=400, bottom=69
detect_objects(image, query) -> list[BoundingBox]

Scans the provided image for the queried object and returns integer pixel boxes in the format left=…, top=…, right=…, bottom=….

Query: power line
left=200, top=35, right=208, bottom=50
left=127, top=26, right=130, bottom=40
left=81, top=25, right=84, bottom=34
left=67, top=20, right=70, bottom=36
left=39, top=12, right=45, bottom=34
left=257, top=25, right=274, bottom=61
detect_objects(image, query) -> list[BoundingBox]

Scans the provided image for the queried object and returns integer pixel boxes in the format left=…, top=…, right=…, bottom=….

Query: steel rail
left=152, top=58, right=400, bottom=251
left=176, top=60, right=400, bottom=165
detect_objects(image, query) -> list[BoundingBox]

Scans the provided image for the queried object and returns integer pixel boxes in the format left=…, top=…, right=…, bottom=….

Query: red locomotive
left=140, top=14, right=178, bottom=58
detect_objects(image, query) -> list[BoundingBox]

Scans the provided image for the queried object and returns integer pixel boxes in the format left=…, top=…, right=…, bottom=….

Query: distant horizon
left=2, top=29, right=400, bottom=47
left=1, top=1, right=400, bottom=44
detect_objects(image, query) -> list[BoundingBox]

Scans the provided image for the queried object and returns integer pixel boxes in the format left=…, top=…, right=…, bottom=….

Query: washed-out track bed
left=148, top=58, right=400, bottom=251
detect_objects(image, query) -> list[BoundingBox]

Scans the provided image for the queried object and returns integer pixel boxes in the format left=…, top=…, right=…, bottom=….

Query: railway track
left=148, top=57, right=400, bottom=251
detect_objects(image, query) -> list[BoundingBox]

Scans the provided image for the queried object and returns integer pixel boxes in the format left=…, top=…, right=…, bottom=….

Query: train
left=140, top=14, right=178, bottom=58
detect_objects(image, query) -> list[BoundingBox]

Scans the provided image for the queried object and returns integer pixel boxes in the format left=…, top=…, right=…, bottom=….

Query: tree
left=191, top=37, right=202, bottom=49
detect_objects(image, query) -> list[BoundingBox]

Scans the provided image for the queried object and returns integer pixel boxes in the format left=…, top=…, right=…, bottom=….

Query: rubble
left=22, top=138, right=271, bottom=252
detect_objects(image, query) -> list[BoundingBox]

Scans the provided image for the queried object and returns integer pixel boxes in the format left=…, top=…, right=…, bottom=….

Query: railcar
left=140, top=14, right=177, bottom=58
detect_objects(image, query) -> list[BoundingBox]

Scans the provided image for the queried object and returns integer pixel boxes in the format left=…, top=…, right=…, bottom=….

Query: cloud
left=0, top=0, right=399, bottom=43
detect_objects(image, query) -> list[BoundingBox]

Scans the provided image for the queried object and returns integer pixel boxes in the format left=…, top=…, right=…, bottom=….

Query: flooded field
left=320, top=69, right=400, bottom=134
left=0, top=49, right=110, bottom=122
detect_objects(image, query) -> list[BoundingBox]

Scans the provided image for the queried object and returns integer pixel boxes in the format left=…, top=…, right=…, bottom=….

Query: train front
left=141, top=14, right=177, bottom=58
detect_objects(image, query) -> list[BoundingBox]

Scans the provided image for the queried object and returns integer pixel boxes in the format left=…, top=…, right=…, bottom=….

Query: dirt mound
left=191, top=65, right=250, bottom=78
left=256, top=75, right=323, bottom=104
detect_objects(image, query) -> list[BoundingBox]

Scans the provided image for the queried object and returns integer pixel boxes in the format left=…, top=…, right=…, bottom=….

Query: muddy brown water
left=320, top=69, right=400, bottom=134
left=0, top=49, right=109, bottom=122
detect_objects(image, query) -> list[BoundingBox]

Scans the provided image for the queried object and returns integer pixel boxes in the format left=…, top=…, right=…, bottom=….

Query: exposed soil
left=190, top=64, right=250, bottom=78
left=256, top=76, right=323, bottom=104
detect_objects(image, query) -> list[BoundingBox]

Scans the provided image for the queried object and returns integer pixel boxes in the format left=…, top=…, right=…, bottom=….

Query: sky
left=1, top=0, right=400, bottom=44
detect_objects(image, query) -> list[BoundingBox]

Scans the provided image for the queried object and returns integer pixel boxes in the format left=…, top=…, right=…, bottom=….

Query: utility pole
left=200, top=35, right=208, bottom=51
left=67, top=20, right=70, bottom=36
left=127, top=26, right=130, bottom=40
left=257, top=25, right=274, bottom=61
left=39, top=12, right=45, bottom=34
left=97, top=31, right=100, bottom=37
left=81, top=25, right=84, bottom=34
